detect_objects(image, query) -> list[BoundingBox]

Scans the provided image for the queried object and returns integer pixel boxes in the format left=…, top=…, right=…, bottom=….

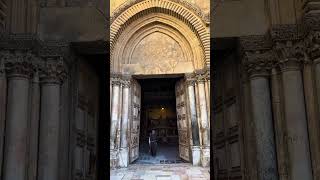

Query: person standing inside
left=149, top=130, right=157, bottom=156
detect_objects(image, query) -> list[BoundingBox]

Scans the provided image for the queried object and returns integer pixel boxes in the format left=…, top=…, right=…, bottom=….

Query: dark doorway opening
left=135, top=78, right=181, bottom=164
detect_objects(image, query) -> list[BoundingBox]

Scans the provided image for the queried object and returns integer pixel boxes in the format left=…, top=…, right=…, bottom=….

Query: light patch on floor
left=110, top=163, right=210, bottom=180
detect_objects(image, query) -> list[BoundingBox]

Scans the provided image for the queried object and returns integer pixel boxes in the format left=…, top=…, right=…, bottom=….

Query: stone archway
left=110, top=0, right=210, bottom=168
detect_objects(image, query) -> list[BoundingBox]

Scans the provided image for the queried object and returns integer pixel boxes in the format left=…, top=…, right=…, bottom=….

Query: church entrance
left=135, top=77, right=181, bottom=164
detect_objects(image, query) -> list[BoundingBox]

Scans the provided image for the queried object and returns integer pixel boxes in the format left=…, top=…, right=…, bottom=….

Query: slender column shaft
left=119, top=82, right=130, bottom=167
left=187, top=83, right=200, bottom=146
left=194, top=81, right=202, bottom=146
left=38, top=83, right=61, bottom=180
left=249, top=74, right=278, bottom=180
left=0, top=69, right=6, bottom=179
left=204, top=79, right=210, bottom=123
left=304, top=60, right=320, bottom=179
left=3, top=75, right=30, bottom=180
left=187, top=80, right=201, bottom=166
left=38, top=59, right=65, bottom=180
left=271, top=68, right=289, bottom=180
left=242, top=76, right=258, bottom=179
left=197, top=81, right=209, bottom=146
left=315, top=59, right=320, bottom=179
left=28, top=73, right=40, bottom=180
left=110, top=82, right=120, bottom=150
left=281, top=63, right=312, bottom=180
left=116, top=84, right=123, bottom=149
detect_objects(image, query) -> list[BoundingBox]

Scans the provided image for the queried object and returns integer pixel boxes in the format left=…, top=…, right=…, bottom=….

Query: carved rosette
left=39, top=57, right=67, bottom=84
left=242, top=50, right=275, bottom=78
left=4, top=50, right=35, bottom=79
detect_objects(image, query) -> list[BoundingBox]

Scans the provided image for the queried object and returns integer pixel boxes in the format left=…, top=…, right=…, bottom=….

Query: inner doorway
left=134, top=77, right=184, bottom=164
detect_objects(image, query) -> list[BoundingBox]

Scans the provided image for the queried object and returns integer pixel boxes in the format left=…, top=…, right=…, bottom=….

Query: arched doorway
left=110, top=0, right=210, bottom=168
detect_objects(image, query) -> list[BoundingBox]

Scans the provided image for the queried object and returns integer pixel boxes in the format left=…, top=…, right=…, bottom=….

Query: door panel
left=73, top=60, right=99, bottom=179
left=213, top=53, right=243, bottom=179
left=175, top=79, right=190, bottom=161
left=129, top=79, right=141, bottom=163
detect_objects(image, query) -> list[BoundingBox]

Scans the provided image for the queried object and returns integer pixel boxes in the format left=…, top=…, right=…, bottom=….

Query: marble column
left=3, top=59, right=32, bottom=180
left=116, top=83, right=123, bottom=150
left=315, top=58, right=320, bottom=179
left=303, top=60, right=320, bottom=180
left=280, top=59, right=312, bottom=180
left=196, top=73, right=210, bottom=167
left=28, top=72, right=41, bottom=180
left=271, top=68, right=288, bottom=180
left=38, top=58, right=66, bottom=180
left=241, top=73, right=258, bottom=180
left=119, top=78, right=130, bottom=167
left=186, top=76, right=201, bottom=166
left=110, top=76, right=120, bottom=150
left=0, top=56, right=7, bottom=179
left=248, top=68, right=278, bottom=180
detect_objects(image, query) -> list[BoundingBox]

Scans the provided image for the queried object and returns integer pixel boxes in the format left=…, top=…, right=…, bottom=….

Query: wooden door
left=175, top=79, right=190, bottom=161
left=213, top=53, right=243, bottom=179
left=73, top=60, right=99, bottom=179
left=129, top=79, right=141, bottom=163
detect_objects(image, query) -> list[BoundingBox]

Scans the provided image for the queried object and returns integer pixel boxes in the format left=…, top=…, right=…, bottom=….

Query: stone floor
left=134, top=142, right=181, bottom=164
left=110, top=163, right=210, bottom=180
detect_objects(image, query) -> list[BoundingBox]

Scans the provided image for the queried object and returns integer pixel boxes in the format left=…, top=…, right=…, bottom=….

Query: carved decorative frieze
left=39, top=57, right=67, bottom=84
left=270, top=24, right=308, bottom=41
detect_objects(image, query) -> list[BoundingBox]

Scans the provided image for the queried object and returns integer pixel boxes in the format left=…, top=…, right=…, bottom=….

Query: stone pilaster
left=276, top=40, right=313, bottom=180
left=243, top=50, right=279, bottom=180
left=38, top=57, right=67, bottom=180
left=185, top=73, right=201, bottom=166
left=119, top=76, right=131, bottom=168
left=3, top=51, right=33, bottom=180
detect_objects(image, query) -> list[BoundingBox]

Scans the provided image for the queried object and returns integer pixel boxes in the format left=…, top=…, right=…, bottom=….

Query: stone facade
left=1, top=0, right=320, bottom=180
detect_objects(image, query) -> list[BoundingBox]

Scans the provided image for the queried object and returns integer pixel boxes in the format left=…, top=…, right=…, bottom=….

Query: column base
left=201, top=146, right=210, bottom=167
left=119, top=147, right=129, bottom=168
left=191, top=146, right=201, bottom=166
left=110, top=149, right=119, bottom=169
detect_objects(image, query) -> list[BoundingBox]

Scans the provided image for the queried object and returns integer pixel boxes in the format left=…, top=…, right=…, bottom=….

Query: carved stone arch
left=110, top=0, right=210, bottom=73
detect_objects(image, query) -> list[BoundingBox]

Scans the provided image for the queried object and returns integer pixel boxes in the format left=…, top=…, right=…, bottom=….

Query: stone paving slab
left=110, top=163, right=210, bottom=180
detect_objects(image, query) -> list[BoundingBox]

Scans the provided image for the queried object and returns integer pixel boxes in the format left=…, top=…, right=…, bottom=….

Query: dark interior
left=135, top=78, right=181, bottom=164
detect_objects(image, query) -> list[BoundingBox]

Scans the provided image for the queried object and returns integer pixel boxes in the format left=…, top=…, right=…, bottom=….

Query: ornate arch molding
left=110, top=0, right=210, bottom=70
left=112, top=14, right=204, bottom=72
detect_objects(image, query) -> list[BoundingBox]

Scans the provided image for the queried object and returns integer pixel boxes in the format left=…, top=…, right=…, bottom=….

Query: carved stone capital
left=242, top=50, right=275, bottom=78
left=185, top=73, right=196, bottom=86
left=110, top=73, right=122, bottom=86
left=275, top=40, right=307, bottom=71
left=4, top=50, right=36, bottom=78
left=39, top=57, right=67, bottom=84
left=306, top=31, right=320, bottom=61
left=121, top=75, right=132, bottom=88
